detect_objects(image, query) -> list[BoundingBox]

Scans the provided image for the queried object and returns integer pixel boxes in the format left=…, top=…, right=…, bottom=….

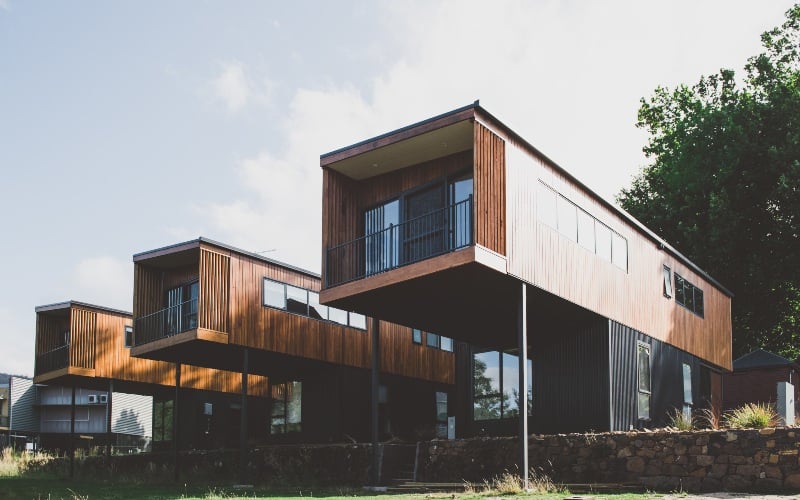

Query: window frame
left=262, top=277, right=367, bottom=330
left=124, top=325, right=134, bottom=348
left=412, top=328, right=423, bottom=345
left=663, top=265, right=673, bottom=298
left=637, top=341, right=651, bottom=421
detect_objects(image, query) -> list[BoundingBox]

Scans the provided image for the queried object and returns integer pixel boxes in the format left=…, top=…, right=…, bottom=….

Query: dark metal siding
left=531, top=316, right=610, bottom=433
left=609, top=321, right=711, bottom=430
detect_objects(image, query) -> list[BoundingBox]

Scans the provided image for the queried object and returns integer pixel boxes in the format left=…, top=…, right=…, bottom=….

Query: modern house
left=319, top=101, right=733, bottom=450
left=129, top=238, right=455, bottom=444
left=0, top=375, right=38, bottom=449
left=33, top=301, right=269, bottom=451
left=723, top=349, right=799, bottom=413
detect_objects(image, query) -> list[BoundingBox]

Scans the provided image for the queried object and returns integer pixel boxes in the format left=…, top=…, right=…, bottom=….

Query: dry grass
left=694, top=407, right=722, bottom=430
left=0, top=447, right=55, bottom=477
left=667, top=408, right=693, bottom=431
left=464, top=469, right=564, bottom=495
left=723, top=402, right=778, bottom=429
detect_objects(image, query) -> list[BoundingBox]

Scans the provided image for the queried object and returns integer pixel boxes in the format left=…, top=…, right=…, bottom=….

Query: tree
left=618, top=4, right=800, bottom=359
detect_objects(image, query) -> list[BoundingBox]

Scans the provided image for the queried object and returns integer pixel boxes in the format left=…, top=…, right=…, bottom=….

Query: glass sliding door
left=403, top=185, right=446, bottom=263
left=448, top=173, right=473, bottom=249
left=364, top=199, right=400, bottom=274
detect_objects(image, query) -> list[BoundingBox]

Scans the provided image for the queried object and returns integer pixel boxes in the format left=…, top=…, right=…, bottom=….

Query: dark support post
left=370, top=316, right=380, bottom=487
left=106, top=379, right=113, bottom=457
left=517, top=283, right=529, bottom=489
left=240, top=348, right=249, bottom=483
left=174, top=363, right=181, bottom=482
left=69, top=384, right=76, bottom=479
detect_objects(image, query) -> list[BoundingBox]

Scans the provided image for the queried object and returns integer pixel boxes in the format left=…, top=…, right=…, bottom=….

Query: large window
left=637, top=342, right=651, bottom=420
left=271, top=381, right=302, bottom=435
left=364, top=172, right=473, bottom=274
left=538, top=181, right=628, bottom=271
left=473, top=350, right=532, bottom=421
left=165, top=281, right=199, bottom=335
left=153, top=399, right=173, bottom=442
left=674, top=273, right=704, bottom=317
left=262, top=278, right=367, bottom=330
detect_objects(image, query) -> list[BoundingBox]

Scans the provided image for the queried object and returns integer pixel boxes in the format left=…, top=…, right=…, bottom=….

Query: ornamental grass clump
left=464, top=468, right=564, bottom=495
left=723, top=402, right=778, bottom=429
left=667, top=408, right=694, bottom=431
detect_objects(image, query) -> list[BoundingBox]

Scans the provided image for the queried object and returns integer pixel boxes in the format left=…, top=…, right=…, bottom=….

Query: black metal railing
left=326, top=196, right=473, bottom=287
left=133, top=298, right=199, bottom=346
left=35, top=344, right=70, bottom=375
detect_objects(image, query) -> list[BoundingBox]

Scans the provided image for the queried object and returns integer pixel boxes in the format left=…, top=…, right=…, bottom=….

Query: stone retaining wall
left=418, top=428, right=800, bottom=492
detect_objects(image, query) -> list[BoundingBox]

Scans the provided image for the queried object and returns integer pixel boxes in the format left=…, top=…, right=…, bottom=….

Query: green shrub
left=723, top=403, right=777, bottom=429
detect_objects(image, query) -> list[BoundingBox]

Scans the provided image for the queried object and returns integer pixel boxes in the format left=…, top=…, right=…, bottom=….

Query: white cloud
left=72, top=256, right=133, bottom=312
left=201, top=0, right=790, bottom=271
left=210, top=61, right=273, bottom=113
left=0, top=0, right=10, bottom=12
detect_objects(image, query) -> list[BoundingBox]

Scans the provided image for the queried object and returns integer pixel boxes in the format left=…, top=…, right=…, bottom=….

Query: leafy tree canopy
left=618, top=4, right=800, bottom=359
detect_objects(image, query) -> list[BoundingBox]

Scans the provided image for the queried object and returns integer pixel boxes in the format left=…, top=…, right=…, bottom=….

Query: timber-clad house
left=319, top=101, right=733, bottom=439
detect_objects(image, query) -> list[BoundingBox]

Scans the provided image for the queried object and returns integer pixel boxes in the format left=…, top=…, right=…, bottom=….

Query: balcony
left=35, top=344, right=70, bottom=376
left=133, top=298, right=198, bottom=347
left=326, top=197, right=473, bottom=288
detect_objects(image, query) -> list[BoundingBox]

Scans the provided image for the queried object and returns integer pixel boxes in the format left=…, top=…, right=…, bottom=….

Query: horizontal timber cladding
left=473, top=122, right=505, bottom=255
left=529, top=314, right=610, bottom=434
left=504, top=140, right=731, bottom=370
left=609, top=320, right=717, bottom=431
left=199, top=249, right=230, bottom=333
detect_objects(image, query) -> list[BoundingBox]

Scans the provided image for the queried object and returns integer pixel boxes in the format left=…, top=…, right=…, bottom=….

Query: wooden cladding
left=505, top=141, right=731, bottom=370
left=133, top=263, right=163, bottom=319
left=69, top=308, right=96, bottom=370
left=474, top=122, right=505, bottom=255
left=199, top=249, right=230, bottom=333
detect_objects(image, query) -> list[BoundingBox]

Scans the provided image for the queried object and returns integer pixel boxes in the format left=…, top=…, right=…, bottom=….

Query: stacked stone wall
left=419, top=428, right=800, bottom=492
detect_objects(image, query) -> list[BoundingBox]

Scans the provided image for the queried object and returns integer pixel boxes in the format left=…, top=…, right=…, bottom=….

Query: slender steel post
left=370, top=316, right=380, bottom=486
left=69, top=384, right=76, bottom=479
left=173, top=363, right=181, bottom=482
left=517, top=283, right=529, bottom=489
left=106, top=379, right=113, bottom=457
left=240, top=348, right=249, bottom=483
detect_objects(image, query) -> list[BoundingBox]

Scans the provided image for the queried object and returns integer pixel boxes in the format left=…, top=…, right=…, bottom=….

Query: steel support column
left=106, top=379, right=113, bottom=457
left=517, top=282, right=529, bottom=489
left=370, top=316, right=380, bottom=486
left=69, top=384, right=76, bottom=479
left=240, top=348, right=249, bottom=482
left=174, top=362, right=181, bottom=482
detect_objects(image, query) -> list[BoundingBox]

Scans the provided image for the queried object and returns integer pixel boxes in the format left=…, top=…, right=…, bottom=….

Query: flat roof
left=321, top=102, right=733, bottom=298
left=35, top=301, right=132, bottom=317
left=133, top=237, right=321, bottom=280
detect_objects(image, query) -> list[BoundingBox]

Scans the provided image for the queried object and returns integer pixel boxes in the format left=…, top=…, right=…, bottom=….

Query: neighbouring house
left=723, top=349, right=800, bottom=413
left=319, top=101, right=733, bottom=440
left=33, top=301, right=270, bottom=452
left=0, top=375, right=38, bottom=448
left=129, top=238, right=455, bottom=444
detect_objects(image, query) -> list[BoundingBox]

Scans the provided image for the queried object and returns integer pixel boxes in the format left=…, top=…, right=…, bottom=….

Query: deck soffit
left=324, top=120, right=474, bottom=180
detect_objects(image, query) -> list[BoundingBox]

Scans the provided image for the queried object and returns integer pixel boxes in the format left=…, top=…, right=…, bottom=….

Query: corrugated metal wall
left=9, top=376, right=38, bottom=432
left=609, top=320, right=708, bottom=430
left=531, top=316, right=610, bottom=433
left=112, top=392, right=152, bottom=437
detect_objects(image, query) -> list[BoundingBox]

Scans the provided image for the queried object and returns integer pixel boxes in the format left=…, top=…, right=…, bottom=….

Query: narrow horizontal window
left=349, top=312, right=366, bottom=329
left=262, top=277, right=367, bottom=329
left=674, top=273, right=704, bottom=317
left=263, top=279, right=286, bottom=309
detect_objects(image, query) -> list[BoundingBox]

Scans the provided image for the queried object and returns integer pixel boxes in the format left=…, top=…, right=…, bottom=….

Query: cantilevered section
left=320, top=102, right=733, bottom=371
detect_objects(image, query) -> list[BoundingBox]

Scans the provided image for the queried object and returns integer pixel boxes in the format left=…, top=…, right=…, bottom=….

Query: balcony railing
left=326, top=196, right=473, bottom=288
left=35, top=344, right=70, bottom=375
left=134, top=298, right=199, bottom=346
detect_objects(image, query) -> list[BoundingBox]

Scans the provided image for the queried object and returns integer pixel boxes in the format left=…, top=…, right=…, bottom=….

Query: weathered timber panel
left=474, top=122, right=505, bottom=255
left=505, top=140, right=731, bottom=370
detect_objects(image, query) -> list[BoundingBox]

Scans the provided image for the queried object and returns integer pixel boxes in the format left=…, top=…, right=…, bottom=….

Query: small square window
left=426, top=333, right=440, bottom=348
left=124, top=325, right=134, bottom=348
left=440, top=336, right=454, bottom=352
left=412, top=329, right=422, bottom=344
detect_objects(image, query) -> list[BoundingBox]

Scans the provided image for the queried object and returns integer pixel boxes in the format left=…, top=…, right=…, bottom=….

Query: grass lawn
left=0, top=475, right=667, bottom=500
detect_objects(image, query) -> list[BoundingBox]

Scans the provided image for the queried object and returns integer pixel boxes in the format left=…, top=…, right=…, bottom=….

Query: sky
left=0, top=0, right=795, bottom=376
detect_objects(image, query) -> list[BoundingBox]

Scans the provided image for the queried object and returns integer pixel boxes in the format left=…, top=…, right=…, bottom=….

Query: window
left=674, top=273, right=705, bottom=317
left=612, top=233, right=628, bottom=271
left=637, top=342, right=651, bottom=420
left=595, top=223, right=612, bottom=262
left=426, top=333, right=440, bottom=348
left=165, top=281, right=198, bottom=334
left=412, top=329, right=423, bottom=344
left=263, top=279, right=286, bottom=309
left=577, top=209, right=595, bottom=251
left=435, top=392, right=448, bottom=438
left=682, top=363, right=693, bottom=405
left=663, top=266, right=673, bottom=298
left=557, top=195, right=578, bottom=242
left=440, top=336, right=454, bottom=352
left=153, top=399, right=173, bottom=442
left=365, top=199, right=400, bottom=275
left=262, top=278, right=367, bottom=329
left=473, top=350, right=533, bottom=421
left=537, top=183, right=558, bottom=229
left=271, top=381, right=302, bottom=435
left=124, top=325, right=133, bottom=348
